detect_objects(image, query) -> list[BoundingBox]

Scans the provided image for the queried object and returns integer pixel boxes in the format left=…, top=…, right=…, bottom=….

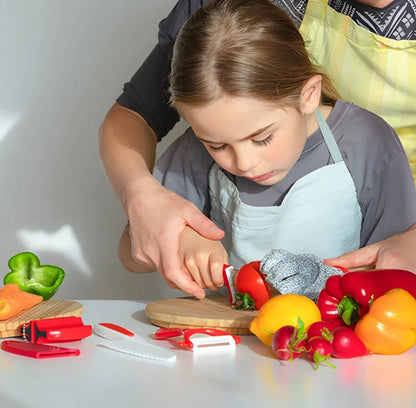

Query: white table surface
left=0, top=300, right=415, bottom=408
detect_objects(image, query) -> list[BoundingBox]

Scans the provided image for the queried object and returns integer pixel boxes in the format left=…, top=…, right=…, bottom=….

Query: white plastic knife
left=93, top=323, right=176, bottom=363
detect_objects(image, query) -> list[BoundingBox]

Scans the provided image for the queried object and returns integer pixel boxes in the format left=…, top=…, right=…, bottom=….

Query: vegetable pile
left=230, top=261, right=416, bottom=369
left=317, top=269, right=416, bottom=356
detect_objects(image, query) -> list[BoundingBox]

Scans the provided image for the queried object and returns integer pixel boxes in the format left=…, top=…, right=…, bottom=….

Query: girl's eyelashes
left=207, top=134, right=274, bottom=152
left=253, top=134, right=273, bottom=146
left=208, top=144, right=227, bottom=152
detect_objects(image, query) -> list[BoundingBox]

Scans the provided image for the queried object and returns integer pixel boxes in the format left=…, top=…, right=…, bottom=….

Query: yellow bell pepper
left=355, top=288, right=416, bottom=355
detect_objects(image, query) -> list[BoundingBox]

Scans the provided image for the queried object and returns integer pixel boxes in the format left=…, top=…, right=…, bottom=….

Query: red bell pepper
left=317, top=269, right=416, bottom=325
left=223, top=261, right=271, bottom=310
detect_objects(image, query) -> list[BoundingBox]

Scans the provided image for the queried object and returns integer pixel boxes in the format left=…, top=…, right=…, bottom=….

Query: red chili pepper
left=317, top=269, right=416, bottom=326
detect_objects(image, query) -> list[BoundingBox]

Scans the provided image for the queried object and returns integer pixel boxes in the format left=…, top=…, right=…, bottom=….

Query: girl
left=119, top=0, right=416, bottom=293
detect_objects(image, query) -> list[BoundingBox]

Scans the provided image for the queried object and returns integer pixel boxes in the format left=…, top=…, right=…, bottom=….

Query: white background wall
left=0, top=0, right=188, bottom=300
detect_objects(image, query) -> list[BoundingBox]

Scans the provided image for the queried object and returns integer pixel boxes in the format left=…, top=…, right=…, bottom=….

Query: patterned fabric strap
left=274, top=0, right=416, bottom=40
left=329, top=0, right=416, bottom=40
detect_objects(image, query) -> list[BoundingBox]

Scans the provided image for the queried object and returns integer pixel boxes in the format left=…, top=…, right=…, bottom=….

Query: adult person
left=99, top=0, right=416, bottom=299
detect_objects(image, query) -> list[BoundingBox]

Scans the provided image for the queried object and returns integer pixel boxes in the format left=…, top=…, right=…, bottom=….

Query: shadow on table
left=131, top=309, right=149, bottom=324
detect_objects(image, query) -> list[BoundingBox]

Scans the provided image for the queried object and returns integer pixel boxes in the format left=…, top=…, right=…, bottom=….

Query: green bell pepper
left=3, top=252, right=65, bottom=300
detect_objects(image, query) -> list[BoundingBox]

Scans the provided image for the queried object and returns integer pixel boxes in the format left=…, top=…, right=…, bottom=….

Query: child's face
left=179, top=95, right=316, bottom=185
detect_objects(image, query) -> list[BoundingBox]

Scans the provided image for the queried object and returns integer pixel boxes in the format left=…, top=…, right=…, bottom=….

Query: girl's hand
left=125, top=177, right=224, bottom=298
left=178, top=226, right=227, bottom=291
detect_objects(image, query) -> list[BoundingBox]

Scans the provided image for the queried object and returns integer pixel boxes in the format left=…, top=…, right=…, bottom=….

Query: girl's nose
left=234, top=146, right=257, bottom=173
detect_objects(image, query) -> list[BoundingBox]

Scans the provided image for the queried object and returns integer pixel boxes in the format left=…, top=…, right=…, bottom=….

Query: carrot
left=0, top=283, right=25, bottom=296
left=0, top=283, right=43, bottom=320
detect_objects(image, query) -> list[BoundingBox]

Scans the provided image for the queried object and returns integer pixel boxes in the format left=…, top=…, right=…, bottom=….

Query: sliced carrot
left=0, top=283, right=25, bottom=295
left=0, top=284, right=43, bottom=320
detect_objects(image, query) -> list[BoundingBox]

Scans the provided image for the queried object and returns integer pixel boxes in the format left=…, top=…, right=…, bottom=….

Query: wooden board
left=0, top=299, right=83, bottom=338
left=145, top=294, right=258, bottom=334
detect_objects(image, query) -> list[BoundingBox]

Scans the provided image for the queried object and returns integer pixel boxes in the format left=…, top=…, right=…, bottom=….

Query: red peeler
left=20, top=316, right=92, bottom=344
left=154, top=327, right=241, bottom=351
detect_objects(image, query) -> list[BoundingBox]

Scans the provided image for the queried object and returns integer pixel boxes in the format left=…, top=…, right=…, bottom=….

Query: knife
left=93, top=322, right=176, bottom=363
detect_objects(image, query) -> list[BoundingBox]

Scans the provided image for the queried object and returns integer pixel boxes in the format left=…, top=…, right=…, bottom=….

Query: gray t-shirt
left=154, top=100, right=416, bottom=247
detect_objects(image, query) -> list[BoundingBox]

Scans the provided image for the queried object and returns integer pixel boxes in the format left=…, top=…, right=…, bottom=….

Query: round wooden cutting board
left=145, top=294, right=258, bottom=334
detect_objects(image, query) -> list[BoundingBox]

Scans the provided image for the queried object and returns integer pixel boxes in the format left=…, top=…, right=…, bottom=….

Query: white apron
left=209, top=109, right=362, bottom=268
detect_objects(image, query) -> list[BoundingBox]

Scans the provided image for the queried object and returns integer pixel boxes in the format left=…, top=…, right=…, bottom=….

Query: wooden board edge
left=145, top=301, right=256, bottom=329
left=0, top=299, right=84, bottom=339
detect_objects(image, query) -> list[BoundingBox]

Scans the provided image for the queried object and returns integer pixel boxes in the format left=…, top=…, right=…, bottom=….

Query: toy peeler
left=20, top=316, right=92, bottom=344
left=155, top=327, right=241, bottom=354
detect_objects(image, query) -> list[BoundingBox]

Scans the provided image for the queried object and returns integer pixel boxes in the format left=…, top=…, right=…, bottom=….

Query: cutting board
left=0, top=299, right=83, bottom=338
left=145, top=294, right=258, bottom=334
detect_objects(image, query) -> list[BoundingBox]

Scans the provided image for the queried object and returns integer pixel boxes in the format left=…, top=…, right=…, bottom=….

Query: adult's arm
left=116, top=0, right=212, bottom=140
left=99, top=103, right=223, bottom=299
left=99, top=1, right=226, bottom=298
left=325, top=107, right=416, bottom=273
left=325, top=224, right=416, bottom=272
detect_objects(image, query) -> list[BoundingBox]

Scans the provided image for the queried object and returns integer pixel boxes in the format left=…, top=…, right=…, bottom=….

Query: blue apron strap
left=314, top=109, right=343, bottom=163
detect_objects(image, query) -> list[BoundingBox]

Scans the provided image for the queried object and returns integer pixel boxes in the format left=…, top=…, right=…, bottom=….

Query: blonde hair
left=169, top=0, right=339, bottom=107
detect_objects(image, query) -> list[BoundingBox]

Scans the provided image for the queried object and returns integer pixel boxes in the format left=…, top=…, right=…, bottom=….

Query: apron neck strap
left=314, top=109, right=343, bottom=163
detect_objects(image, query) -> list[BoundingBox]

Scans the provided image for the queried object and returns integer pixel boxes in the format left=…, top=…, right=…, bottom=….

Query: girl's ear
left=299, top=75, right=322, bottom=114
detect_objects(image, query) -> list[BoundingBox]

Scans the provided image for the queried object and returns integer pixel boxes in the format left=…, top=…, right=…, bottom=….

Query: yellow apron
left=299, top=0, right=416, bottom=180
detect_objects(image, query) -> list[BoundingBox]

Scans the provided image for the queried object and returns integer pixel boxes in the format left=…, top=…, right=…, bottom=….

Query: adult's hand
left=99, top=103, right=224, bottom=299
left=324, top=224, right=416, bottom=272
left=126, top=176, right=224, bottom=299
